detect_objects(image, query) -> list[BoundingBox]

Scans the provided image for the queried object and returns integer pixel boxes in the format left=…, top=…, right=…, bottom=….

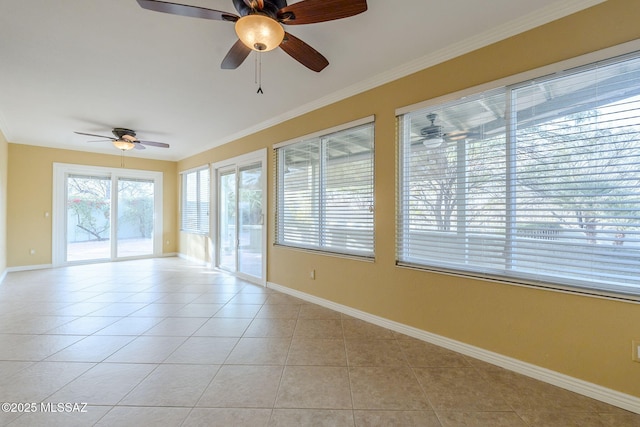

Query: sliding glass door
left=214, top=151, right=266, bottom=283
left=117, top=178, right=155, bottom=258
left=219, top=170, right=237, bottom=272
left=237, top=163, right=263, bottom=278
left=66, top=174, right=112, bottom=262
left=54, top=164, right=163, bottom=265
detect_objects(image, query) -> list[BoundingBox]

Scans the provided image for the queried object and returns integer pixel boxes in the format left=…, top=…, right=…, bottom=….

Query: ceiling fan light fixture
left=113, top=139, right=135, bottom=151
left=422, top=138, right=444, bottom=149
left=235, top=14, right=284, bottom=52
left=446, top=131, right=468, bottom=141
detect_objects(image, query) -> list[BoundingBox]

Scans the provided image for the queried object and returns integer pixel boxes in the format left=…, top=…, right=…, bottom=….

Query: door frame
left=52, top=163, right=163, bottom=266
left=211, top=149, right=267, bottom=285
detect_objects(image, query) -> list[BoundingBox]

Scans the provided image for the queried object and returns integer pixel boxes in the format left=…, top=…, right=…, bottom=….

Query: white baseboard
left=7, top=263, right=53, bottom=273
left=6, top=254, right=178, bottom=274
left=267, top=281, right=640, bottom=414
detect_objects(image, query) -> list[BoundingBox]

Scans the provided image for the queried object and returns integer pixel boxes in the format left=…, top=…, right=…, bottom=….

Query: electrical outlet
left=310, top=269, right=315, bottom=280
left=633, top=340, right=640, bottom=362
left=29, top=249, right=36, bottom=255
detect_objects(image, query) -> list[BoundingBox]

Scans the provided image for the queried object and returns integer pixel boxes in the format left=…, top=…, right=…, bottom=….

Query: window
left=398, top=52, right=640, bottom=297
left=276, top=118, right=375, bottom=257
left=181, top=167, right=210, bottom=233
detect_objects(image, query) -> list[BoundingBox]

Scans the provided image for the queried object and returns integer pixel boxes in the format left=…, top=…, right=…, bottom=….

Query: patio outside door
left=66, top=174, right=112, bottom=262
left=54, top=164, right=163, bottom=265
left=116, top=177, right=155, bottom=258
left=237, top=164, right=263, bottom=278
left=215, top=153, right=265, bottom=283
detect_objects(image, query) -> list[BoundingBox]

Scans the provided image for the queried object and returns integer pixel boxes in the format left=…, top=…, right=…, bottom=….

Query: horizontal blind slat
left=276, top=122, right=375, bottom=257
left=398, top=53, right=640, bottom=295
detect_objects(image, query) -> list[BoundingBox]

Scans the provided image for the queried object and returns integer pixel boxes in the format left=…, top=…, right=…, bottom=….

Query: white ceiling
left=0, top=0, right=601, bottom=161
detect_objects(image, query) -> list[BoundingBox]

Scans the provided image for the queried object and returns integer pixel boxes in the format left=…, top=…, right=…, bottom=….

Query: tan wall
left=178, top=0, right=640, bottom=397
left=0, top=131, right=8, bottom=276
left=179, top=232, right=211, bottom=264
left=7, top=144, right=178, bottom=267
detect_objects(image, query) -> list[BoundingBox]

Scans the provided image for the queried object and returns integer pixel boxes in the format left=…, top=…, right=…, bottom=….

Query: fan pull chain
left=256, top=52, right=263, bottom=94
left=120, top=150, right=125, bottom=168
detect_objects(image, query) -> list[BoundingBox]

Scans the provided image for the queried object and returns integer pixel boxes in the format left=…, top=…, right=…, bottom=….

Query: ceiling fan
left=136, top=0, right=368, bottom=72
left=414, top=113, right=479, bottom=148
left=74, top=128, right=170, bottom=151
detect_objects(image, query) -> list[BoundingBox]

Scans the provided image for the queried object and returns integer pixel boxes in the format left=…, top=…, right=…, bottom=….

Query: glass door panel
left=66, top=174, right=112, bottom=262
left=117, top=178, right=155, bottom=258
left=219, top=171, right=237, bottom=272
left=238, top=164, right=263, bottom=278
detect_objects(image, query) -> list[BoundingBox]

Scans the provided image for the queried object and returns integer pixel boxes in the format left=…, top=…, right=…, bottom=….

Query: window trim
left=274, top=116, right=376, bottom=259
left=396, top=40, right=640, bottom=302
left=397, top=261, right=640, bottom=303
left=274, top=115, right=375, bottom=149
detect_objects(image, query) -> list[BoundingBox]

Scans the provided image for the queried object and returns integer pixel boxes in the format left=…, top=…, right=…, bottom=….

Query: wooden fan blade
left=136, top=0, right=239, bottom=22
left=221, top=39, right=252, bottom=69
left=133, top=143, right=147, bottom=150
left=279, top=32, right=328, bottom=72
left=138, top=140, right=170, bottom=148
left=74, top=131, right=115, bottom=140
left=278, top=0, right=367, bottom=25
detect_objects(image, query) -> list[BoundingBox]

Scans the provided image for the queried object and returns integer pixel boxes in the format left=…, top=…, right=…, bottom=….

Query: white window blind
left=181, top=167, right=210, bottom=233
left=399, top=52, right=640, bottom=297
left=276, top=122, right=375, bottom=257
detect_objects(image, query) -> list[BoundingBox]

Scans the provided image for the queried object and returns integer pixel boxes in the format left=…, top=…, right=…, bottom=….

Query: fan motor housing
left=421, top=113, right=443, bottom=139
left=112, top=128, right=136, bottom=139
left=232, top=0, right=285, bottom=18
left=420, top=126, right=442, bottom=138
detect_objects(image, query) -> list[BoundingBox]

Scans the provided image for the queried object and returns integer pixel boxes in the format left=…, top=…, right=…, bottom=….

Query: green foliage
left=119, top=196, right=153, bottom=238
left=68, top=197, right=110, bottom=241
left=67, top=176, right=155, bottom=242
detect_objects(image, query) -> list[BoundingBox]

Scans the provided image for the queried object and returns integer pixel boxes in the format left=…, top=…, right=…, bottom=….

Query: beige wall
left=7, top=144, right=178, bottom=267
left=0, top=130, right=7, bottom=276
left=178, top=0, right=640, bottom=398
left=179, top=232, right=211, bottom=265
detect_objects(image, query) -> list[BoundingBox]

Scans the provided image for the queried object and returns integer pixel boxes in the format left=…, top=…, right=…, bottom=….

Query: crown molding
left=190, top=0, right=604, bottom=159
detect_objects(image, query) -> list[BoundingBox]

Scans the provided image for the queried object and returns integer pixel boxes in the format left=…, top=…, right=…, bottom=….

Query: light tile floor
left=0, top=257, right=638, bottom=426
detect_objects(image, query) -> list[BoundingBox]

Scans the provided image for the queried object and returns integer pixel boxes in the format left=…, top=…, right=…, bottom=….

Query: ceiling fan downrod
left=256, top=51, right=264, bottom=94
